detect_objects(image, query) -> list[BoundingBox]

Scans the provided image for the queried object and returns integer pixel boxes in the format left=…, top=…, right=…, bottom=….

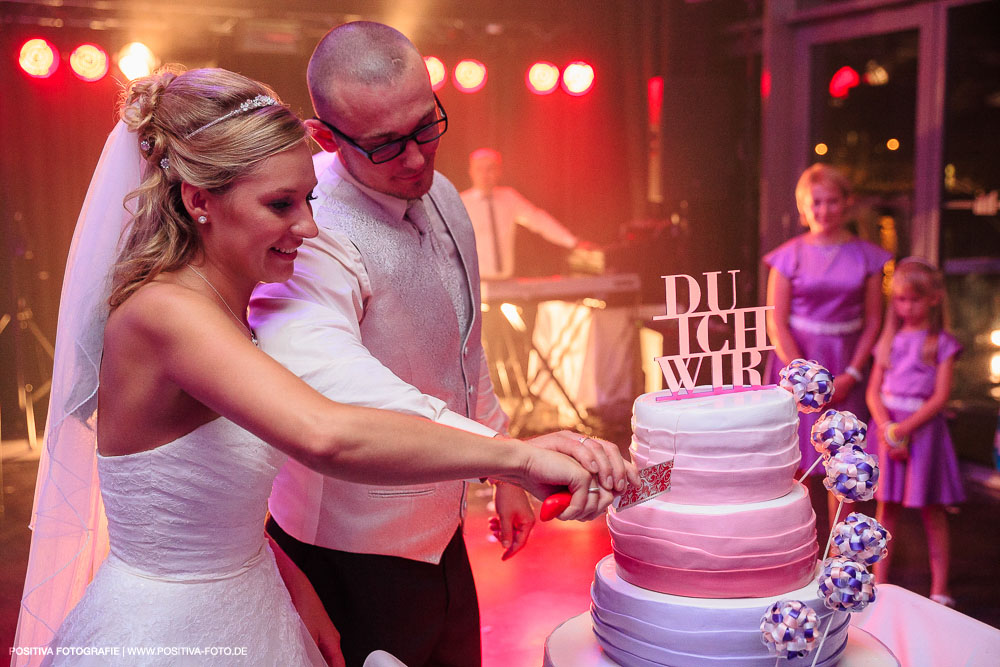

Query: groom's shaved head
left=307, top=21, right=423, bottom=122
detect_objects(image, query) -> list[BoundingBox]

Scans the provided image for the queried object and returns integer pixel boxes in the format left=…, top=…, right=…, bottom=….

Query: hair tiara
left=185, top=94, right=278, bottom=138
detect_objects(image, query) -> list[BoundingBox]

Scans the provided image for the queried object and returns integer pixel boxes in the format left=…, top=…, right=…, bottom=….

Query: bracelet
left=844, top=365, right=863, bottom=382
left=885, top=422, right=909, bottom=449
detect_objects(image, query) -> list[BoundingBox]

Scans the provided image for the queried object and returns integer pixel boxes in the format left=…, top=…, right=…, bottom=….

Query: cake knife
left=539, top=459, right=674, bottom=520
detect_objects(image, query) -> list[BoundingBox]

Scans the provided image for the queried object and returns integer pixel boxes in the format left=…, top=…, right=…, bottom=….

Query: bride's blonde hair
left=110, top=66, right=305, bottom=307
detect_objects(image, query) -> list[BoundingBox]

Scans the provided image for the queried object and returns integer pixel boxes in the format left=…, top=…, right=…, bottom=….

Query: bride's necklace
left=188, top=265, right=258, bottom=346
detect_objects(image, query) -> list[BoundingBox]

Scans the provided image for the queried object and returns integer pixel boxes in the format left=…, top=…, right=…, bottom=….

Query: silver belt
left=881, top=393, right=925, bottom=412
left=789, top=314, right=863, bottom=336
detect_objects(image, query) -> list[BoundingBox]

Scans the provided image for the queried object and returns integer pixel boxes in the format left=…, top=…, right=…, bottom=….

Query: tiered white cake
left=592, top=386, right=849, bottom=666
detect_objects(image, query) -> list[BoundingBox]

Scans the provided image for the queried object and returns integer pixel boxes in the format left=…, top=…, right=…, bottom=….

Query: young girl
left=764, top=164, right=891, bottom=526
left=866, top=257, right=965, bottom=607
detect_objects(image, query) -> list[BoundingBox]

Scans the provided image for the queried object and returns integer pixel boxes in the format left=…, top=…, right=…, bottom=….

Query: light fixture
left=424, top=56, right=447, bottom=91
left=526, top=62, right=559, bottom=95
left=561, top=61, right=595, bottom=96
left=454, top=59, right=487, bottom=93
left=70, top=44, right=109, bottom=82
left=19, top=38, right=59, bottom=78
left=117, top=42, right=157, bottom=81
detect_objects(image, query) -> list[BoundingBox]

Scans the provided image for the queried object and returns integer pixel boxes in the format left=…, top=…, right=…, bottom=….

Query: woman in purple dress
left=764, top=164, right=891, bottom=525
left=867, top=258, right=964, bottom=607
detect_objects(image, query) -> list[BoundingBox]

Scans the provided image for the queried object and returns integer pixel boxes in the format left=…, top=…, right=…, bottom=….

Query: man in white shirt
left=250, top=22, right=540, bottom=667
left=459, top=148, right=580, bottom=280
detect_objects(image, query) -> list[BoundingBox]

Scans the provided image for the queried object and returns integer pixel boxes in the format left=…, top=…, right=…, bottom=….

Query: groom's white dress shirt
left=251, top=152, right=506, bottom=564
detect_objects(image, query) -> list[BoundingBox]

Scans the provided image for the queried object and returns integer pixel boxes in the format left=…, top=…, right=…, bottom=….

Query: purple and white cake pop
left=760, top=599, right=820, bottom=659
left=830, top=512, right=891, bottom=566
left=810, top=409, right=867, bottom=458
left=823, top=448, right=879, bottom=502
left=779, top=359, right=835, bottom=414
left=817, top=556, right=876, bottom=612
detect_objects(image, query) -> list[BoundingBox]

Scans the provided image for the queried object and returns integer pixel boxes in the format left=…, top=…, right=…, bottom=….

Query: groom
left=251, top=21, right=534, bottom=666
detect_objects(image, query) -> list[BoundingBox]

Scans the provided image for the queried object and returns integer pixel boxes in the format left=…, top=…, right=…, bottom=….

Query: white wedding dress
left=42, top=417, right=325, bottom=665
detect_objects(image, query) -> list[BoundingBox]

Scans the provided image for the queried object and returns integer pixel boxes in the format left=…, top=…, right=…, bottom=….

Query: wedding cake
left=544, top=270, right=895, bottom=667
left=592, top=385, right=849, bottom=666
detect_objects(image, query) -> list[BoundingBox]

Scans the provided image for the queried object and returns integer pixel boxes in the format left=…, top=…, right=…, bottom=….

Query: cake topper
left=652, top=270, right=773, bottom=395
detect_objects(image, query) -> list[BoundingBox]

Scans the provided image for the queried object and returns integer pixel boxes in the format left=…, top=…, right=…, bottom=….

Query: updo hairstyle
left=110, top=66, right=306, bottom=307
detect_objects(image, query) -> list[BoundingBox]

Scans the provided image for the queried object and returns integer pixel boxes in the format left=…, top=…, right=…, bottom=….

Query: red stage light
left=117, top=42, right=157, bottom=81
left=647, top=76, right=663, bottom=126
left=454, top=59, right=487, bottom=93
left=561, top=61, right=594, bottom=96
left=526, top=62, right=559, bottom=95
left=424, top=56, right=447, bottom=91
left=19, top=38, right=59, bottom=78
left=828, top=66, right=860, bottom=98
left=70, top=44, right=109, bottom=82
left=760, top=69, right=772, bottom=99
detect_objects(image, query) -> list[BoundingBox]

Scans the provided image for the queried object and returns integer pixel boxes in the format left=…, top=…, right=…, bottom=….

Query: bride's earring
left=197, top=215, right=208, bottom=224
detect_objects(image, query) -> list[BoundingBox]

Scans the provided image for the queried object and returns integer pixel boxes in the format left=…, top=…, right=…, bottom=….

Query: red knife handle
left=540, top=491, right=572, bottom=521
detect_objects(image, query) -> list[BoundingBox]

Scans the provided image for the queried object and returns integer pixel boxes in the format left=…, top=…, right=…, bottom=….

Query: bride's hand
left=268, top=536, right=345, bottom=667
left=525, top=430, right=638, bottom=492
left=507, top=439, right=630, bottom=521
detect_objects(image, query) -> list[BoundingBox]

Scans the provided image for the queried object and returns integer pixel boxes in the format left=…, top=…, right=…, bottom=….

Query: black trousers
left=266, top=517, right=481, bottom=667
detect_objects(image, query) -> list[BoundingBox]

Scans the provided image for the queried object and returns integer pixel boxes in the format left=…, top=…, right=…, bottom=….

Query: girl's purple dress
left=764, top=236, right=892, bottom=474
left=875, top=330, right=965, bottom=506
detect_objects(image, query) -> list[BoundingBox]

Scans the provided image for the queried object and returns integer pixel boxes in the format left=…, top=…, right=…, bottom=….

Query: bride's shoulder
left=106, top=277, right=215, bottom=347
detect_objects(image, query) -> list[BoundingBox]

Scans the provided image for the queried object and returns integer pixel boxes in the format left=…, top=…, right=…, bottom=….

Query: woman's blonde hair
left=873, top=257, right=949, bottom=368
left=110, top=66, right=306, bottom=307
left=795, top=163, right=852, bottom=227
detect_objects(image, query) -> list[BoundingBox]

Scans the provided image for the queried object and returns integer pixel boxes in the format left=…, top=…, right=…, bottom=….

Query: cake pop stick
left=811, top=557, right=876, bottom=667
left=821, top=500, right=844, bottom=563
left=798, top=456, right=824, bottom=481
left=809, top=614, right=836, bottom=667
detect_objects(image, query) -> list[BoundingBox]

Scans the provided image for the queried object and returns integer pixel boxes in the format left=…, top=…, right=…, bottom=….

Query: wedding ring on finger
left=578, top=435, right=591, bottom=445
left=588, top=486, right=601, bottom=493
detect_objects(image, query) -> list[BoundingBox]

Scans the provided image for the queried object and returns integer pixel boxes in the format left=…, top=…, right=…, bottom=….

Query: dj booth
left=480, top=273, right=652, bottom=435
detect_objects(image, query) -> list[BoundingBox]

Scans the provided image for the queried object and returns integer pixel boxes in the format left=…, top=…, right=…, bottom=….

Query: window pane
left=808, top=30, right=918, bottom=255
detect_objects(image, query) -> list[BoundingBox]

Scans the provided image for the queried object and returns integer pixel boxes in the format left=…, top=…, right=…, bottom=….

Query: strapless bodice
left=97, top=417, right=286, bottom=578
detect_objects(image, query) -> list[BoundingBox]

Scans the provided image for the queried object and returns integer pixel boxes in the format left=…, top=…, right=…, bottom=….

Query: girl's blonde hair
left=873, top=257, right=949, bottom=367
left=795, top=163, right=852, bottom=227
left=110, top=66, right=306, bottom=307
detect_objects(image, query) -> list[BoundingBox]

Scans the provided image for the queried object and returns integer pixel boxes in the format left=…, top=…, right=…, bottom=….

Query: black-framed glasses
left=314, top=94, right=448, bottom=164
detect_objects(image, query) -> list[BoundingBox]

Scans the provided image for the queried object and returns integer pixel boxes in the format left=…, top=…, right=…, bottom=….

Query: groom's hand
left=490, top=482, right=536, bottom=560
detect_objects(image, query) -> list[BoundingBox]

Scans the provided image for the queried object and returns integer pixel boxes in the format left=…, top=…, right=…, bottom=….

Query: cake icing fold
left=591, top=556, right=849, bottom=666
left=630, top=388, right=801, bottom=505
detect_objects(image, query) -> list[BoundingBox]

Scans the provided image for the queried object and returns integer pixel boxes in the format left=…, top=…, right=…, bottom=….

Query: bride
left=13, top=67, right=632, bottom=665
